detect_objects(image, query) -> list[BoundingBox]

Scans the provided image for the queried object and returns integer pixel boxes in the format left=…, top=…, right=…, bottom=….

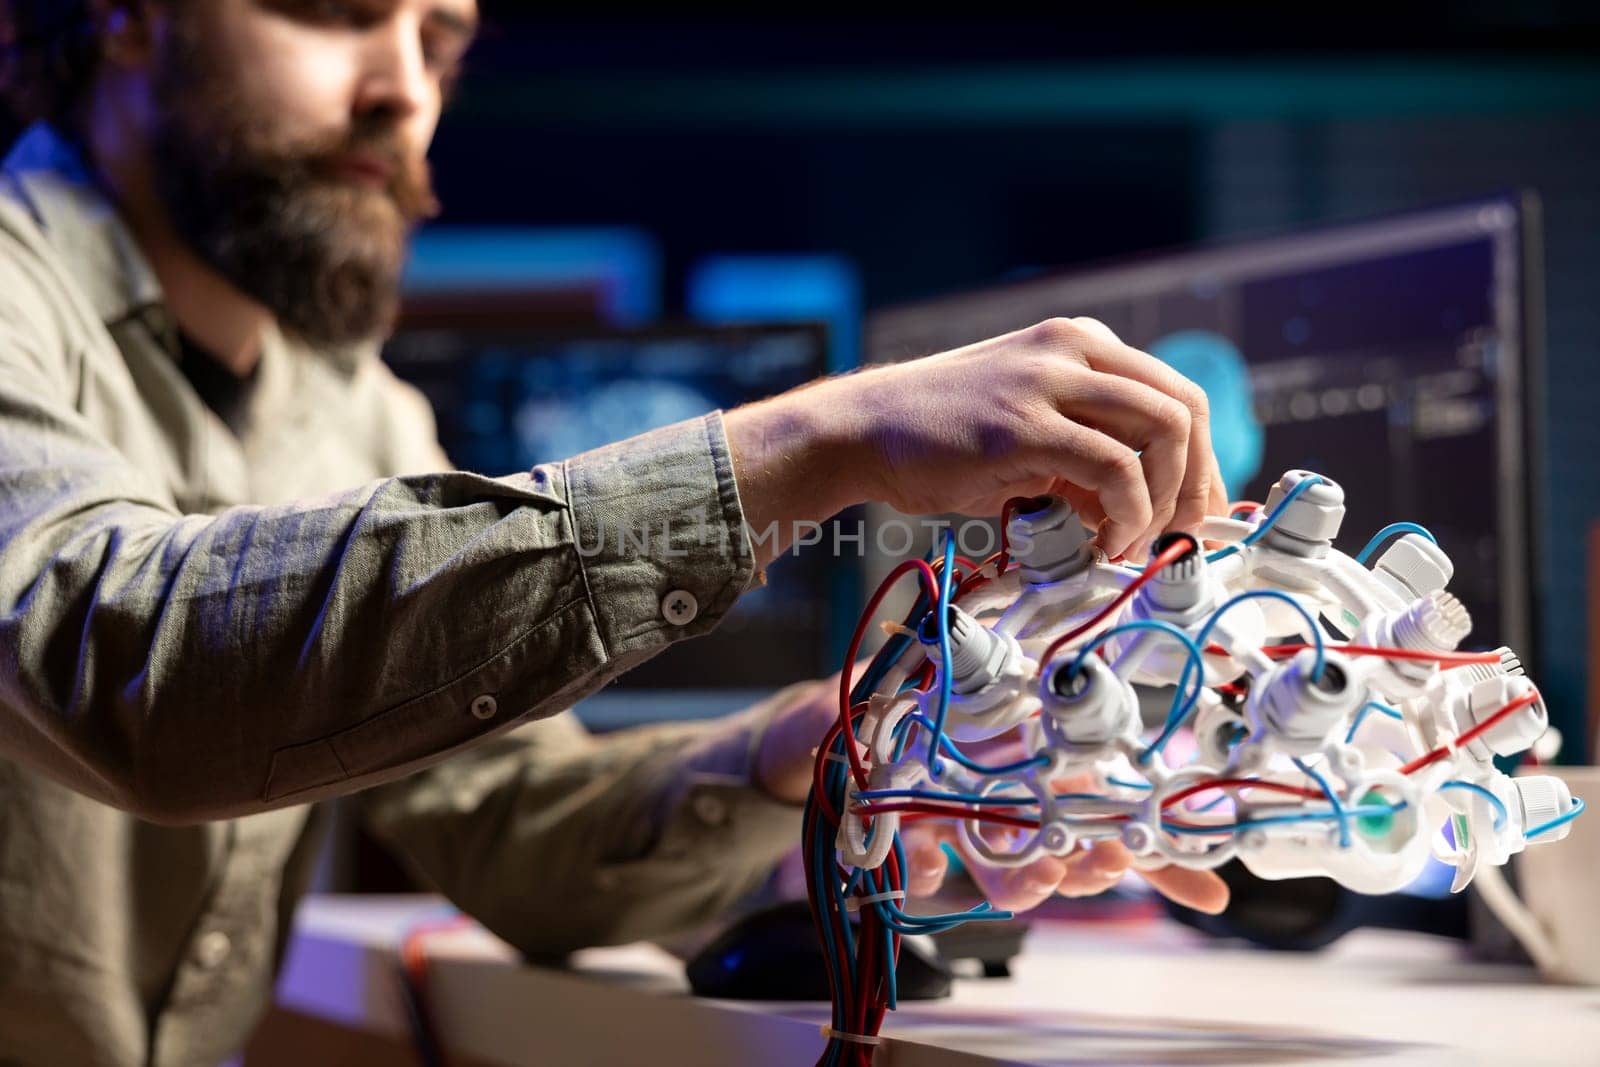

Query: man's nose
left=352, top=13, right=431, bottom=123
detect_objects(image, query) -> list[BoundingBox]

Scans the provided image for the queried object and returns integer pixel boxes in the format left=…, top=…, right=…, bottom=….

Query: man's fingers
left=1141, top=864, right=1230, bottom=914
left=1055, top=372, right=1192, bottom=557
left=1053, top=482, right=1109, bottom=532
left=1025, top=419, right=1153, bottom=559
left=1056, top=839, right=1132, bottom=897
left=1207, top=453, right=1229, bottom=518
left=902, top=823, right=954, bottom=898
left=1063, top=317, right=1218, bottom=537
left=944, top=822, right=1069, bottom=912
left=970, top=852, right=1069, bottom=913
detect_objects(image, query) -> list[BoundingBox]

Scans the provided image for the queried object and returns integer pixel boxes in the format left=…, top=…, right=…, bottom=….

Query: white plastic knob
left=1460, top=646, right=1524, bottom=686
left=1255, top=649, right=1362, bottom=745
left=1007, top=497, right=1093, bottom=584
left=1454, top=676, right=1548, bottom=761
left=1355, top=591, right=1472, bottom=697
left=1373, top=535, right=1455, bottom=603
left=1260, top=470, right=1346, bottom=550
left=1515, top=775, right=1574, bottom=844
left=927, top=606, right=1007, bottom=696
left=1147, top=534, right=1206, bottom=613
left=1039, top=655, right=1138, bottom=749
left=1399, top=590, right=1471, bottom=651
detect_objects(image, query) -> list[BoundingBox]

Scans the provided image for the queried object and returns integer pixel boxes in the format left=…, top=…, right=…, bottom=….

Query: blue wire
left=1294, top=756, right=1350, bottom=848
left=926, top=532, right=957, bottom=778
left=1160, top=801, right=1403, bottom=835
left=1205, top=475, right=1325, bottom=565
left=891, top=711, right=1052, bottom=776
left=803, top=794, right=847, bottom=1033
left=1041, top=617, right=1209, bottom=768
left=1107, top=776, right=1154, bottom=791
left=818, top=540, right=969, bottom=1057
left=1354, top=521, right=1438, bottom=565
left=1438, top=781, right=1509, bottom=831
left=877, top=875, right=898, bottom=1011
left=1063, top=617, right=1207, bottom=686
left=857, top=787, right=1035, bottom=806
left=1345, top=700, right=1403, bottom=743
left=1525, top=796, right=1587, bottom=839
left=874, top=837, right=1013, bottom=932
left=1141, top=588, right=1329, bottom=761
left=854, top=787, right=1130, bottom=807
left=1054, top=617, right=1210, bottom=766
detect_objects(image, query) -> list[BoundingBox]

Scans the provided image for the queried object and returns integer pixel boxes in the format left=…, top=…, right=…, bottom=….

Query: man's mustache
left=302, top=131, right=441, bottom=224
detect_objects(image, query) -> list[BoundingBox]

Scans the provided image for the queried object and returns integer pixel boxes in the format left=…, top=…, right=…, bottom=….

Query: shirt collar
left=0, top=122, right=374, bottom=377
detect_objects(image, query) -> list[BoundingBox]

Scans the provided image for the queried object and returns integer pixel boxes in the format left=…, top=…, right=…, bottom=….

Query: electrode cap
left=1007, top=497, right=1093, bottom=584
left=1373, top=534, right=1454, bottom=602
left=1459, top=675, right=1548, bottom=760
left=1261, top=470, right=1346, bottom=547
left=1515, top=775, right=1574, bottom=844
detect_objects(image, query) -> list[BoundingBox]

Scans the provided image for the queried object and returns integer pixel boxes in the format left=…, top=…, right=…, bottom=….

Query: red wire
left=850, top=800, right=1288, bottom=838
left=812, top=709, right=873, bottom=826
left=1159, top=777, right=1324, bottom=808
left=950, top=549, right=1011, bottom=600
left=1259, top=643, right=1504, bottom=666
left=1399, top=691, right=1540, bottom=775
left=851, top=802, right=1046, bottom=830
left=839, top=558, right=941, bottom=789
left=999, top=497, right=1032, bottom=562
left=1034, top=537, right=1195, bottom=674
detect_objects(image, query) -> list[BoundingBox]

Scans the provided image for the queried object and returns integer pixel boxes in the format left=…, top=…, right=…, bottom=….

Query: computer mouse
left=686, top=900, right=952, bottom=1001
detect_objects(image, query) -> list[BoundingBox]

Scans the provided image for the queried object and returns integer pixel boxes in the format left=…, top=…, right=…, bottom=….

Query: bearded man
left=0, top=4, right=1227, bottom=1064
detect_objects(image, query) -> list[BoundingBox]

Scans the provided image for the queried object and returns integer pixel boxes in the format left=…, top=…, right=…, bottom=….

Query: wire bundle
left=803, top=484, right=1583, bottom=1065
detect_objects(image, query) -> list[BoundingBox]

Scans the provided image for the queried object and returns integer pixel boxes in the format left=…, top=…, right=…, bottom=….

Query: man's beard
left=146, top=35, right=440, bottom=349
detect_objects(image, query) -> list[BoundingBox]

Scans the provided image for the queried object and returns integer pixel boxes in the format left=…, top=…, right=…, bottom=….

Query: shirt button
left=195, top=930, right=231, bottom=969
left=470, top=694, right=498, bottom=720
left=692, top=792, right=729, bottom=826
left=661, top=590, right=699, bottom=626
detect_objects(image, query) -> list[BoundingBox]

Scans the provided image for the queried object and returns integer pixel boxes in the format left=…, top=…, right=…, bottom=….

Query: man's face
left=145, top=0, right=477, bottom=347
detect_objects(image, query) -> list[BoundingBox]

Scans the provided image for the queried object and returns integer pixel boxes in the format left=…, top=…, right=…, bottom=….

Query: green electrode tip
left=1357, top=789, right=1396, bottom=838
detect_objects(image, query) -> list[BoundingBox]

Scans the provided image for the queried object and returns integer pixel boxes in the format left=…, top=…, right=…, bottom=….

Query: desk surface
left=276, top=895, right=1600, bottom=1067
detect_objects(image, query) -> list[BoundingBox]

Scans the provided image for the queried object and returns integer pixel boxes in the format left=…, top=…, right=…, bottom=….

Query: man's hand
left=725, top=316, right=1229, bottom=566
left=898, top=803, right=1229, bottom=916
left=753, top=669, right=858, bottom=806
left=753, top=670, right=1230, bottom=916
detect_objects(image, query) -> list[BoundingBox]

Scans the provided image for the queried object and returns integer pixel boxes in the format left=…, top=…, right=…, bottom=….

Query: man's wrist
left=725, top=386, right=864, bottom=567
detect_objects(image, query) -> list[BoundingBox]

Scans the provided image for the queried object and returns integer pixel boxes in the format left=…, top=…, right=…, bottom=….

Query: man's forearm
left=0, top=366, right=751, bottom=822
left=363, top=697, right=807, bottom=958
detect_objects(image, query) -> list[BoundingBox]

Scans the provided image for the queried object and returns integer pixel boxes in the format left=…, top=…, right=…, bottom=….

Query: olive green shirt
left=0, top=123, right=802, bottom=1067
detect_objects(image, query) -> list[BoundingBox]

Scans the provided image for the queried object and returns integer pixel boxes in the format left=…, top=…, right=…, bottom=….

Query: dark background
left=5, top=6, right=1597, bottom=755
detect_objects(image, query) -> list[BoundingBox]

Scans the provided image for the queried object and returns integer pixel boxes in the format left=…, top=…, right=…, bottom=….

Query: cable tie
left=844, top=890, right=907, bottom=912
left=820, top=1025, right=882, bottom=1047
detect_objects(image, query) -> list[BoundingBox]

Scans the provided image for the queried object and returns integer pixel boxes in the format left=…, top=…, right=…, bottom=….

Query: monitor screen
left=867, top=196, right=1538, bottom=663
left=383, top=323, right=838, bottom=715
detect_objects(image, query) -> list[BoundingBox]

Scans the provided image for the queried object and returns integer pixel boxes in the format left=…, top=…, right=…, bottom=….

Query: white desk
left=261, top=894, right=1600, bottom=1066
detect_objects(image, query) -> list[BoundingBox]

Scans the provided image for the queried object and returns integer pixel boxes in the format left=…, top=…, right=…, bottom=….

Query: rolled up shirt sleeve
left=0, top=308, right=755, bottom=822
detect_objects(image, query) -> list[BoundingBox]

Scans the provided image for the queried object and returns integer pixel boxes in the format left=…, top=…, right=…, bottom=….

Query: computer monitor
left=867, top=195, right=1542, bottom=669
left=382, top=322, right=838, bottom=727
